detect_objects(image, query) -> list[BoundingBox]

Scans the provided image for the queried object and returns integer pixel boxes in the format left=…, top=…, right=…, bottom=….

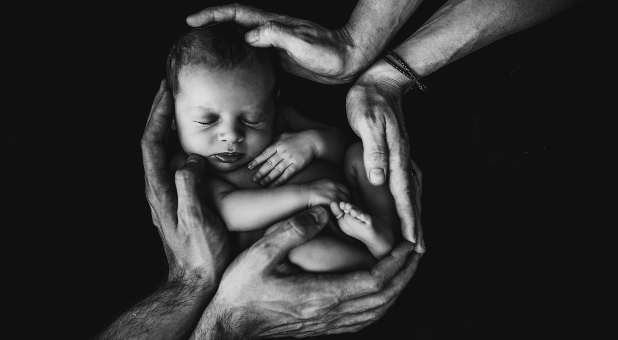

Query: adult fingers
left=142, top=80, right=172, bottom=145
left=253, top=153, right=283, bottom=183
left=352, top=112, right=389, bottom=186
left=334, top=250, right=422, bottom=314
left=186, top=4, right=279, bottom=27
left=270, top=164, right=297, bottom=187
left=259, top=162, right=291, bottom=186
left=410, top=159, right=426, bottom=253
left=294, top=242, right=415, bottom=303
left=245, top=22, right=307, bottom=55
left=369, top=242, right=416, bottom=288
left=175, top=154, right=207, bottom=227
left=336, top=184, right=351, bottom=201
left=142, top=80, right=172, bottom=177
left=384, top=112, right=419, bottom=245
left=142, top=80, right=175, bottom=227
left=250, top=207, right=329, bottom=270
left=247, top=145, right=276, bottom=169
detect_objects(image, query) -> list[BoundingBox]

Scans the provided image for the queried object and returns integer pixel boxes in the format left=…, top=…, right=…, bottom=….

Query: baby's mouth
left=212, top=152, right=245, bottom=163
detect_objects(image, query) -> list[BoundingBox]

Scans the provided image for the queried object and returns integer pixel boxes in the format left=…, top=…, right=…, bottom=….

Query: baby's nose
left=217, top=126, right=245, bottom=143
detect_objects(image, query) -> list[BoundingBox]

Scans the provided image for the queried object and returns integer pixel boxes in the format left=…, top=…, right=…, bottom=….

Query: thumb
left=361, top=133, right=389, bottom=186
left=245, top=22, right=299, bottom=51
left=251, top=206, right=329, bottom=270
left=175, top=154, right=207, bottom=212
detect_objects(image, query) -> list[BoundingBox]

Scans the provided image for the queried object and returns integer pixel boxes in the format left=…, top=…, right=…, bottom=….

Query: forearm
left=344, top=0, right=426, bottom=72
left=190, top=299, right=254, bottom=340
left=97, top=275, right=216, bottom=340
left=219, top=186, right=308, bottom=231
left=395, top=0, right=578, bottom=77
left=307, top=128, right=346, bottom=164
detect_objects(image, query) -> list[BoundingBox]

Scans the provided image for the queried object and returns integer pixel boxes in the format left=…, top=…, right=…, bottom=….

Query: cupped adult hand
left=141, top=80, right=231, bottom=284
left=186, top=4, right=365, bottom=84
left=347, top=61, right=425, bottom=252
left=192, top=206, right=423, bottom=339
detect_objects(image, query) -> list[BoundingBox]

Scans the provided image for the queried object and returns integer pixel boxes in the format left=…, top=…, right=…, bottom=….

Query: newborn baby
left=166, top=24, right=399, bottom=271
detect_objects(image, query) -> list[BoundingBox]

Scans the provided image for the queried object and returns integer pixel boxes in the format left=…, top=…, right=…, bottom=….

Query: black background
left=6, top=1, right=599, bottom=339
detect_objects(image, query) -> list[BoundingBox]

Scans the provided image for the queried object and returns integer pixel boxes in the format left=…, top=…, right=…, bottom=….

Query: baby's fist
left=304, top=179, right=350, bottom=207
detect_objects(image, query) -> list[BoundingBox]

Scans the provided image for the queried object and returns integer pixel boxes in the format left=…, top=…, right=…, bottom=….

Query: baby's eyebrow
left=192, top=106, right=217, bottom=115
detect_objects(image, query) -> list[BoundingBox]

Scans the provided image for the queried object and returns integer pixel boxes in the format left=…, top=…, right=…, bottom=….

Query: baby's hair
left=166, top=23, right=276, bottom=96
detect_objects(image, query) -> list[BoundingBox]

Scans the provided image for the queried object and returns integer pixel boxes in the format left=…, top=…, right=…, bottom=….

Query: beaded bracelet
left=383, top=51, right=427, bottom=92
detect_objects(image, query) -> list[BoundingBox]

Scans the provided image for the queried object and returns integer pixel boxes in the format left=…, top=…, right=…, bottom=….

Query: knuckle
left=174, top=169, right=191, bottom=183
left=369, top=278, right=384, bottom=292
left=287, top=219, right=308, bottom=238
left=253, top=239, right=279, bottom=260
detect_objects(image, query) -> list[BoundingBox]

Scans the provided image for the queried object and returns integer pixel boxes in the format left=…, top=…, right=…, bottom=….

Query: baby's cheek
left=245, top=130, right=273, bottom=156
left=178, top=133, right=211, bottom=157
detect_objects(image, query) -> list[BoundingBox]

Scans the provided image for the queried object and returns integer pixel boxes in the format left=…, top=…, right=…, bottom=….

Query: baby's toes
left=330, top=201, right=344, bottom=219
left=347, top=204, right=371, bottom=225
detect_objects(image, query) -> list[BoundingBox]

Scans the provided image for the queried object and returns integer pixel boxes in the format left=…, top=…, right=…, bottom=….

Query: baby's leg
left=288, top=234, right=375, bottom=272
left=336, top=142, right=398, bottom=257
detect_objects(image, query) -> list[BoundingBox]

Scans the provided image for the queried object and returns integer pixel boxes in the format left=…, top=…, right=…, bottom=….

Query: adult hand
left=186, top=4, right=365, bottom=84
left=191, top=206, right=423, bottom=339
left=141, top=80, right=231, bottom=284
left=346, top=61, right=425, bottom=252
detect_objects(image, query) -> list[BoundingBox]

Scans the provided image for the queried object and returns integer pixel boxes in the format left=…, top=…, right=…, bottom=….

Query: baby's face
left=174, top=63, right=275, bottom=172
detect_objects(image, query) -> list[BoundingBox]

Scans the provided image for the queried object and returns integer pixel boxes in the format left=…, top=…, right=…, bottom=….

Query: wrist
left=302, top=129, right=323, bottom=159
left=299, top=184, right=314, bottom=208
left=357, top=58, right=412, bottom=92
left=194, top=297, right=256, bottom=339
left=335, top=26, right=370, bottom=81
left=168, top=266, right=217, bottom=295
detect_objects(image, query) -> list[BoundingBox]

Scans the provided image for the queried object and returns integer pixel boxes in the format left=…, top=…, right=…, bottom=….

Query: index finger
left=334, top=249, right=422, bottom=314
left=175, top=154, right=207, bottom=222
left=384, top=113, right=418, bottom=244
left=249, top=207, right=329, bottom=271
left=247, top=145, right=276, bottom=169
left=142, top=80, right=172, bottom=145
left=186, top=4, right=280, bottom=27
left=141, top=80, right=176, bottom=225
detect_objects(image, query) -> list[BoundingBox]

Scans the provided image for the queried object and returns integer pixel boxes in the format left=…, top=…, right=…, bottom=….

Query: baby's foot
left=330, top=201, right=392, bottom=258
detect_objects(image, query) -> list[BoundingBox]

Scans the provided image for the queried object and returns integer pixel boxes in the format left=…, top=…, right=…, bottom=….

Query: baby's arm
left=211, top=177, right=349, bottom=232
left=280, top=106, right=346, bottom=164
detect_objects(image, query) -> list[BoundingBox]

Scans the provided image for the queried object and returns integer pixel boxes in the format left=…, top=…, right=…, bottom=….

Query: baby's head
left=167, top=23, right=277, bottom=172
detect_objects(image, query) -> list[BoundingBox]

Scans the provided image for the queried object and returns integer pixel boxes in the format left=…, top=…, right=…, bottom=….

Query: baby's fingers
left=336, top=184, right=351, bottom=202
left=259, top=162, right=290, bottom=186
left=248, top=145, right=276, bottom=170
left=270, top=164, right=297, bottom=187
left=252, top=154, right=283, bottom=183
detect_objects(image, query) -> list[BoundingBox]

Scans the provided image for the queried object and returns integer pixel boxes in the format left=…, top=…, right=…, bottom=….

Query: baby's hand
left=248, top=131, right=318, bottom=186
left=304, top=179, right=350, bottom=207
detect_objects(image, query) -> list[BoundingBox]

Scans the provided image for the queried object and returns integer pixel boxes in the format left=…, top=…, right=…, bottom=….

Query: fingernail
left=369, top=169, right=385, bottom=185
left=245, top=31, right=258, bottom=43
left=247, top=162, right=254, bottom=169
left=309, top=206, right=328, bottom=224
left=295, top=207, right=324, bottom=227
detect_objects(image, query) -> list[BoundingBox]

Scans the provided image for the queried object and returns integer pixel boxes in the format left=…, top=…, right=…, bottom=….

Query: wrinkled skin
left=142, top=80, right=232, bottom=283
left=346, top=66, right=424, bottom=251
left=186, top=3, right=362, bottom=84
left=194, top=207, right=423, bottom=338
